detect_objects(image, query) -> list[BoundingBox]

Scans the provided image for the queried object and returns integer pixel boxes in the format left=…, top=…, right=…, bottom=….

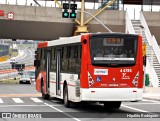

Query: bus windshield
left=90, top=36, right=138, bottom=66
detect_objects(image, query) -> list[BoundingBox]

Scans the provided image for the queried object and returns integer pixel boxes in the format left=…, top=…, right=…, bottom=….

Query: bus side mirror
left=143, top=55, right=146, bottom=66
left=34, top=60, right=40, bottom=67
left=34, top=60, right=37, bottom=67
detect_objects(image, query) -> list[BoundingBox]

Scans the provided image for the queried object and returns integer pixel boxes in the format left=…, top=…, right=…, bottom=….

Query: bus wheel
left=64, top=86, right=70, bottom=108
left=41, top=82, right=49, bottom=100
left=104, top=101, right=121, bottom=109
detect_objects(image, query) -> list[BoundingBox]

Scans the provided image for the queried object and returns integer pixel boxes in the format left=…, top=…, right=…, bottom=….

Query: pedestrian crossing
left=0, top=97, right=44, bottom=104
left=30, top=98, right=43, bottom=103
left=12, top=98, right=24, bottom=103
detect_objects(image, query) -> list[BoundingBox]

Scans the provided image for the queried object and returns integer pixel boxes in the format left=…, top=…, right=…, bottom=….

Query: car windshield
left=27, top=71, right=35, bottom=77
left=10, top=59, right=15, bottom=61
left=21, top=75, right=30, bottom=78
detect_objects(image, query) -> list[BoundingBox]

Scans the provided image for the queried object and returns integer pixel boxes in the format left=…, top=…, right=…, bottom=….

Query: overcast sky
left=0, top=0, right=160, bottom=19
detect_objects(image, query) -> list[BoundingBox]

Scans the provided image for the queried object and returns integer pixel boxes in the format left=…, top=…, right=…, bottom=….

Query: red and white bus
left=34, top=32, right=143, bottom=109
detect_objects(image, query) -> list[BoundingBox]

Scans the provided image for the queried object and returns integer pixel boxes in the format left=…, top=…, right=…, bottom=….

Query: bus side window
left=70, top=46, right=75, bottom=59
left=63, top=47, right=67, bottom=59
left=76, top=45, right=81, bottom=74
left=51, top=48, right=56, bottom=72
left=41, top=49, right=44, bottom=60
left=68, top=46, right=76, bottom=73
left=74, top=46, right=78, bottom=59
left=36, top=49, right=41, bottom=70
left=62, top=47, right=68, bottom=73
left=40, top=49, right=45, bottom=70
left=67, top=46, right=71, bottom=58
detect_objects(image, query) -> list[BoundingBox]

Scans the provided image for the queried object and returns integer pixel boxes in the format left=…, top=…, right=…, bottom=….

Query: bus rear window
left=90, top=36, right=138, bottom=66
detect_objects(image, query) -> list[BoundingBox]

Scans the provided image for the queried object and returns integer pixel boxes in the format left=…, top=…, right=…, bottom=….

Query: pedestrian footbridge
left=0, top=4, right=125, bottom=40
left=126, top=11, right=160, bottom=87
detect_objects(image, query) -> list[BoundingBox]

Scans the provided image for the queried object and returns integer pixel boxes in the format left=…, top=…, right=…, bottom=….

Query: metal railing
left=140, top=12, right=160, bottom=64
left=0, top=61, right=34, bottom=70
left=125, top=11, right=135, bottom=34
left=140, top=12, right=160, bottom=87
left=140, top=12, right=152, bottom=46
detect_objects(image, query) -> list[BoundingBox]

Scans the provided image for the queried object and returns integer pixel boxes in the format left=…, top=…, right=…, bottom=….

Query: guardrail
left=0, top=66, right=35, bottom=80
left=0, top=72, right=18, bottom=80
left=0, top=61, right=34, bottom=70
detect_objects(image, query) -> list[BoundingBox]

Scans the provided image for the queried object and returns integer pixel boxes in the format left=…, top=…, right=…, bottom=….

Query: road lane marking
left=124, top=102, right=160, bottom=105
left=121, top=104, right=148, bottom=112
left=12, top=98, right=24, bottom=103
left=31, top=98, right=43, bottom=103
left=0, top=98, right=3, bottom=103
left=44, top=103, right=81, bottom=121
left=143, top=99, right=160, bottom=103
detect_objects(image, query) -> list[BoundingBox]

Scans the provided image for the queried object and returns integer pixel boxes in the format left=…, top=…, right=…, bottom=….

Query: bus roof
left=38, top=35, right=82, bottom=48
left=37, top=32, right=139, bottom=48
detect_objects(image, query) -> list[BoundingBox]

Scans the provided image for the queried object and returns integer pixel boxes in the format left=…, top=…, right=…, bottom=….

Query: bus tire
left=41, top=81, right=49, bottom=100
left=104, top=101, right=121, bottom=109
left=63, top=85, right=70, bottom=108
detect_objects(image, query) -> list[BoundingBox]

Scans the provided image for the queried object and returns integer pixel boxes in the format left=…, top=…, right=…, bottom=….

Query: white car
left=10, top=59, right=17, bottom=64
left=19, top=75, right=31, bottom=84
left=27, top=71, right=35, bottom=82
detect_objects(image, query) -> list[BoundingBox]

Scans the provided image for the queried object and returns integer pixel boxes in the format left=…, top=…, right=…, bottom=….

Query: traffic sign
left=7, top=12, right=14, bottom=20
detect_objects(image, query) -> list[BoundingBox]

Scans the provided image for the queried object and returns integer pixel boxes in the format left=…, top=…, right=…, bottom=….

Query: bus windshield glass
left=90, top=36, right=138, bottom=66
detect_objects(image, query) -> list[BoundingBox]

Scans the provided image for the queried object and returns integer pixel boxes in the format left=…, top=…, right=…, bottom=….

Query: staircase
left=132, top=20, right=160, bottom=87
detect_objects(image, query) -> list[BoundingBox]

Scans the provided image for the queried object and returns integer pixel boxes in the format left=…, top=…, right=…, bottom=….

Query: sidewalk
left=143, top=87, right=160, bottom=101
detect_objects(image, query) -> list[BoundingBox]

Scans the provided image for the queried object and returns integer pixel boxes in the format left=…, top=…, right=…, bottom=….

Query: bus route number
left=120, top=69, right=132, bottom=73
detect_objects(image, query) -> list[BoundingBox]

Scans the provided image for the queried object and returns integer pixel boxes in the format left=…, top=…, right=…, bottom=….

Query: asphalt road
left=0, top=84, right=160, bottom=121
left=0, top=84, right=37, bottom=94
